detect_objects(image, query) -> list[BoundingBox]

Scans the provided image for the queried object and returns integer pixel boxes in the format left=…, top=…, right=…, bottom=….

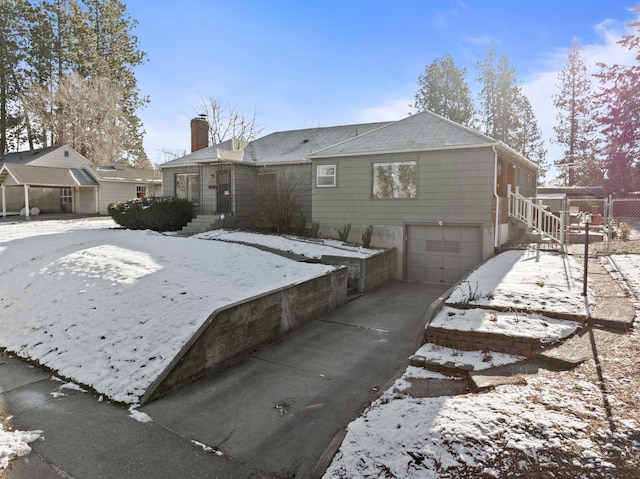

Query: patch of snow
left=128, top=406, right=153, bottom=423
left=0, top=423, right=42, bottom=471
left=431, top=306, right=582, bottom=343
left=414, top=343, right=526, bottom=371
left=196, top=229, right=380, bottom=259
left=447, top=249, right=592, bottom=316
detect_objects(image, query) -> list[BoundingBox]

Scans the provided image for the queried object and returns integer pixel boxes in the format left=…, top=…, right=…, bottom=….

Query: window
left=175, top=173, right=199, bottom=202
left=136, top=185, right=146, bottom=198
left=316, top=164, right=336, bottom=187
left=372, top=161, right=417, bottom=199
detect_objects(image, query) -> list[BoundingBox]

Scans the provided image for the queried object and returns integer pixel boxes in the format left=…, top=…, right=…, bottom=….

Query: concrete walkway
left=1, top=281, right=448, bottom=479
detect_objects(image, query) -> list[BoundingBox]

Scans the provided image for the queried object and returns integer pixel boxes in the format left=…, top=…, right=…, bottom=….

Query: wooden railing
left=508, top=185, right=565, bottom=245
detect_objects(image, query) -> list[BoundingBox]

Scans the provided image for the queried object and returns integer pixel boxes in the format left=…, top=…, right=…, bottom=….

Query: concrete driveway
left=2, top=280, right=447, bottom=479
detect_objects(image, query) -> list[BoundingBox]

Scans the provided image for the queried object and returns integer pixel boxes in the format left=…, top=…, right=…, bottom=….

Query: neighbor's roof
left=307, top=110, right=538, bottom=170
left=0, top=163, right=98, bottom=187
left=86, top=164, right=162, bottom=183
left=0, top=145, right=67, bottom=166
left=243, top=122, right=391, bottom=164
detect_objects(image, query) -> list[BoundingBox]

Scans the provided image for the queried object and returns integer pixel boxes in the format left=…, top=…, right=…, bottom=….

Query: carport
left=0, top=163, right=99, bottom=217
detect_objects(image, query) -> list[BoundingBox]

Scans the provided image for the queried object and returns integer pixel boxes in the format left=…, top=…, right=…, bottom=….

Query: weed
left=361, top=224, right=374, bottom=248
left=336, top=222, right=352, bottom=242
left=309, top=221, right=321, bottom=238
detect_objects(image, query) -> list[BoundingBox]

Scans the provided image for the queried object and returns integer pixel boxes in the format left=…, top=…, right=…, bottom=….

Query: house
left=309, top=111, right=538, bottom=284
left=159, top=117, right=389, bottom=228
left=0, top=145, right=161, bottom=217
left=160, top=112, right=538, bottom=284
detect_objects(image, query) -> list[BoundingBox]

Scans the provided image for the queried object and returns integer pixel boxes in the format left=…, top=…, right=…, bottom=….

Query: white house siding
left=97, top=182, right=140, bottom=214
left=77, top=188, right=97, bottom=214
left=312, top=148, right=497, bottom=280
left=28, top=148, right=88, bottom=169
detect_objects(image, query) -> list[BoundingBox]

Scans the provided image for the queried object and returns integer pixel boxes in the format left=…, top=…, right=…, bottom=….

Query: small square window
left=136, top=185, right=146, bottom=198
left=317, top=165, right=336, bottom=187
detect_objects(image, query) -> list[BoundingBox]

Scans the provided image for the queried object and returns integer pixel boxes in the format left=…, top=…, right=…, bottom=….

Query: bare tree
left=196, top=95, right=262, bottom=145
left=22, top=72, right=131, bottom=165
left=253, top=171, right=301, bottom=233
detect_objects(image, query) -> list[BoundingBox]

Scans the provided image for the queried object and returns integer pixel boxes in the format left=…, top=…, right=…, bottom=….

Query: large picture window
left=316, top=164, right=336, bottom=187
left=372, top=161, right=417, bottom=199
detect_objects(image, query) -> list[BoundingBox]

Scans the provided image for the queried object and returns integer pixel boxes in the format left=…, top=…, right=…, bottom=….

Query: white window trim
left=317, top=164, right=336, bottom=187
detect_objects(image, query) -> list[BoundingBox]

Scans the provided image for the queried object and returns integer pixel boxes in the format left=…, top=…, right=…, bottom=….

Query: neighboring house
left=0, top=145, right=161, bottom=217
left=309, top=111, right=538, bottom=284
left=159, top=117, right=389, bottom=227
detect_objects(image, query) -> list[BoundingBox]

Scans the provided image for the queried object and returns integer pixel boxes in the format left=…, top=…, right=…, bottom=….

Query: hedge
left=107, top=197, right=193, bottom=231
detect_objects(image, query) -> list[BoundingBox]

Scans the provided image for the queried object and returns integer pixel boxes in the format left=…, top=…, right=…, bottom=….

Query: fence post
left=607, top=195, right=612, bottom=254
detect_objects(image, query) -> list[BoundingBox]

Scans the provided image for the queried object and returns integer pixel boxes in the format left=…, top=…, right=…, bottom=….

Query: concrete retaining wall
left=320, top=248, right=397, bottom=293
left=425, top=325, right=541, bottom=357
left=142, top=267, right=348, bottom=403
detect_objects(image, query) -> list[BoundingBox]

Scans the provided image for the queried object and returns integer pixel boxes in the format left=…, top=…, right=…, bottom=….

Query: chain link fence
left=567, top=197, right=640, bottom=254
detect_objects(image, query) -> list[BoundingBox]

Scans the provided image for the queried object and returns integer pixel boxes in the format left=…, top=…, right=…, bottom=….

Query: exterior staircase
left=508, top=186, right=565, bottom=246
left=179, top=214, right=222, bottom=235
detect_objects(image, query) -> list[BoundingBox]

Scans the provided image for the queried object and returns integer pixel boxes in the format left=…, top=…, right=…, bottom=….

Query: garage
left=406, top=224, right=482, bottom=284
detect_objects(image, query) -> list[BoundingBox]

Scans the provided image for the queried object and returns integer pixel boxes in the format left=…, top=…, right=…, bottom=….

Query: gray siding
left=312, top=148, right=496, bottom=278
left=312, top=148, right=495, bottom=228
left=233, top=163, right=258, bottom=228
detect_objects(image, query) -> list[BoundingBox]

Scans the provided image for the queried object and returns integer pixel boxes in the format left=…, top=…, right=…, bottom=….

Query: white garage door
left=406, top=225, right=482, bottom=284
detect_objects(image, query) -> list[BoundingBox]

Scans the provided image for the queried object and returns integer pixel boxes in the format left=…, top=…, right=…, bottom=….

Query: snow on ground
left=0, top=219, right=334, bottom=404
left=323, top=252, right=640, bottom=478
left=0, top=422, right=42, bottom=471
left=431, top=306, right=582, bottom=344
left=414, top=342, right=526, bottom=370
left=447, top=248, right=591, bottom=316
left=196, top=229, right=380, bottom=259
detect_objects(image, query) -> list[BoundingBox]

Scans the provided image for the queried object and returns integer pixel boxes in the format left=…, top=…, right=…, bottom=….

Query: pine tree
left=553, top=39, right=601, bottom=187
left=414, top=53, right=476, bottom=127
left=3, top=0, right=148, bottom=165
left=476, top=44, right=547, bottom=172
left=0, top=0, right=31, bottom=154
left=593, top=6, right=640, bottom=195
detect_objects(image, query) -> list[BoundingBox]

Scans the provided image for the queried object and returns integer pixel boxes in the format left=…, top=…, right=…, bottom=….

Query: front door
left=217, top=170, right=232, bottom=214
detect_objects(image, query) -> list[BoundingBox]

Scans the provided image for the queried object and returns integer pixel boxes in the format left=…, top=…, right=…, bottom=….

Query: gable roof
left=158, top=122, right=391, bottom=169
left=0, top=145, right=67, bottom=166
left=307, top=110, right=538, bottom=170
left=243, top=122, right=391, bottom=164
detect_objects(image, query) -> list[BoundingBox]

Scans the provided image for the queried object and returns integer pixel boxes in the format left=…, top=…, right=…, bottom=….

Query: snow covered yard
left=323, top=251, right=640, bottom=478
left=0, top=218, right=335, bottom=404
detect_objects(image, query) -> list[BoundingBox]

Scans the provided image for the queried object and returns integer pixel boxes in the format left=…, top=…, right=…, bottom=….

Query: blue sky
left=125, top=1, right=639, bottom=182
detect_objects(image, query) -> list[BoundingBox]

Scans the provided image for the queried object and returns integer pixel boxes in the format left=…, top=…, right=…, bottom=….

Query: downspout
left=492, top=145, right=500, bottom=250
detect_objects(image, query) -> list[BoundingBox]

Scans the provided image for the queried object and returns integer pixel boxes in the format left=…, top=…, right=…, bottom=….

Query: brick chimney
left=190, top=115, right=209, bottom=152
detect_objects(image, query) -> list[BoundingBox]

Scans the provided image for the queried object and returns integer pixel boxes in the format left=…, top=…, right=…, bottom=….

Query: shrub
left=309, top=221, right=321, bottom=238
left=336, top=222, right=351, bottom=242
left=620, top=222, right=631, bottom=241
left=108, top=197, right=193, bottom=231
left=361, top=224, right=374, bottom=248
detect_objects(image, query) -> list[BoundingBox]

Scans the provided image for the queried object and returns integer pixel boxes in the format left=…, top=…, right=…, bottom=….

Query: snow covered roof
left=86, top=164, right=161, bottom=183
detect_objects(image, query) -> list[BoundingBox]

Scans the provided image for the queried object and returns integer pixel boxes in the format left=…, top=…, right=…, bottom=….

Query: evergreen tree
left=414, top=53, right=476, bottom=127
left=553, top=39, right=601, bottom=187
left=0, top=0, right=30, bottom=154
left=1, top=0, right=148, bottom=165
left=476, top=44, right=547, bottom=172
left=593, top=6, right=640, bottom=195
